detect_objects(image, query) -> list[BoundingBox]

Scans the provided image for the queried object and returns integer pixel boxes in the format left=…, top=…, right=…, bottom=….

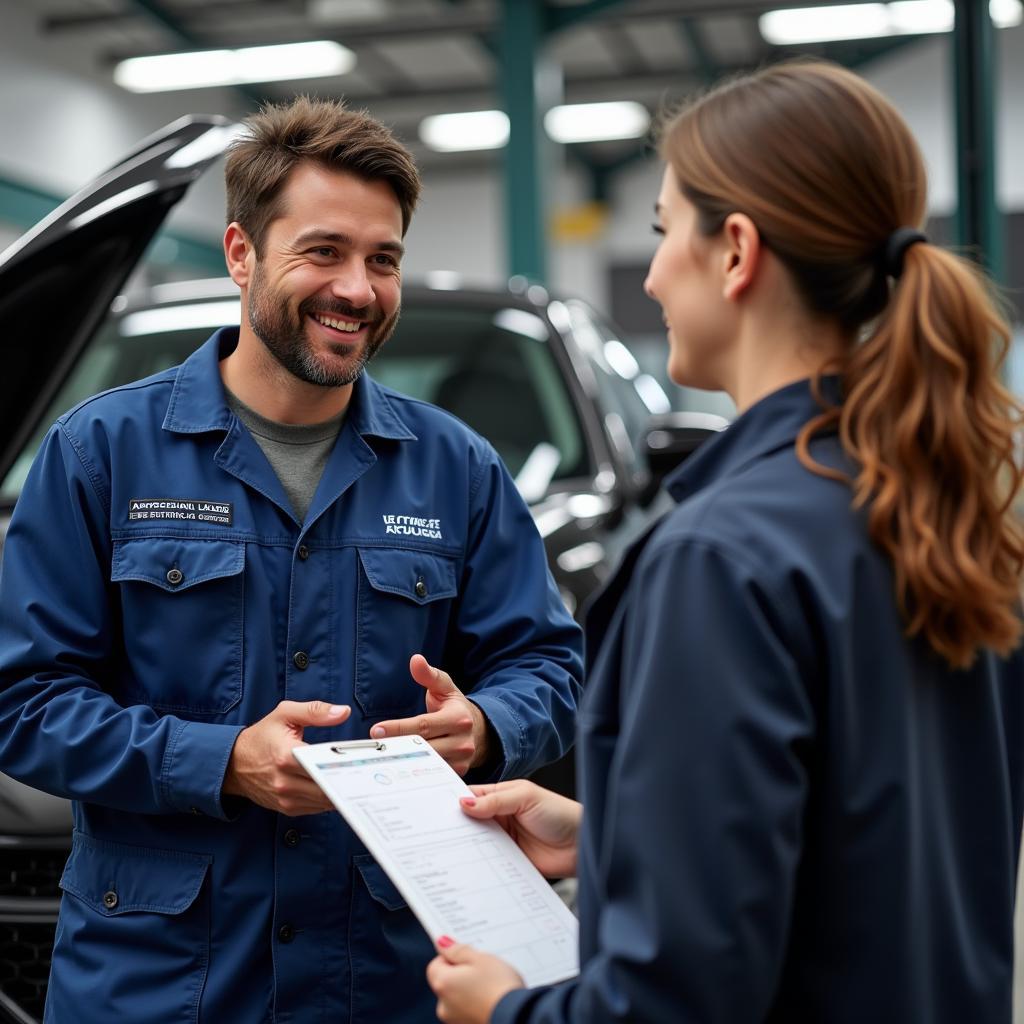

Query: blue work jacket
left=0, top=329, right=582, bottom=1023
left=495, top=378, right=1024, bottom=1023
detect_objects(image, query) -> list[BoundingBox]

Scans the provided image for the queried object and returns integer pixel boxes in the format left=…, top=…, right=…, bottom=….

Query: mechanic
left=0, top=96, right=582, bottom=1023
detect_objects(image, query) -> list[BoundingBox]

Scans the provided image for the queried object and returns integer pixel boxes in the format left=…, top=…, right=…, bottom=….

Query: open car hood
left=0, top=115, right=236, bottom=483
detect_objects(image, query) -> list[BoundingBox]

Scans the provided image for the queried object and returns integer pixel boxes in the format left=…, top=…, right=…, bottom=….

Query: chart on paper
left=294, top=737, right=579, bottom=988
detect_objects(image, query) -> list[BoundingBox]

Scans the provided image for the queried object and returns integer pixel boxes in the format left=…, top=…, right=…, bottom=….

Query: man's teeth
left=315, top=314, right=361, bottom=332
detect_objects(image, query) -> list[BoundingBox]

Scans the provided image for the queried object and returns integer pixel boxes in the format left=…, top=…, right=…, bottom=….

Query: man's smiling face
left=245, top=161, right=405, bottom=387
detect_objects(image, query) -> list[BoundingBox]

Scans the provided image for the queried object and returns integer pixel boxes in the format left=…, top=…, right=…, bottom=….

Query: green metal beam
left=546, top=0, right=632, bottom=34
left=500, top=0, right=555, bottom=282
left=569, top=146, right=650, bottom=205
left=678, top=18, right=719, bottom=86
left=952, top=0, right=1003, bottom=281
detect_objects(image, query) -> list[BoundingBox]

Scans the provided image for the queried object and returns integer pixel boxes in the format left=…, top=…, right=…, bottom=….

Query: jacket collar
left=665, top=375, right=841, bottom=504
left=162, top=327, right=417, bottom=442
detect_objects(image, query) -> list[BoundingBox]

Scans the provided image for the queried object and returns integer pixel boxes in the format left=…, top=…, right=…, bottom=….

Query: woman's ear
left=223, top=222, right=254, bottom=287
left=720, top=212, right=761, bottom=302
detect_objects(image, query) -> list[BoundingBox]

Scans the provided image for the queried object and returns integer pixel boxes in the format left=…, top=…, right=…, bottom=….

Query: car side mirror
left=642, top=411, right=729, bottom=491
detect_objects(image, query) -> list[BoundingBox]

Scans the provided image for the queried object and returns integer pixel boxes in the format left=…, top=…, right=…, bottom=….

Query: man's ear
left=720, top=212, right=761, bottom=303
left=224, top=222, right=254, bottom=287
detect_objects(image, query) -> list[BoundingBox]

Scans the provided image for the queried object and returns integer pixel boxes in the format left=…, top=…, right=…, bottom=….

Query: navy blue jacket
left=0, top=329, right=582, bottom=1023
left=495, top=378, right=1024, bottom=1023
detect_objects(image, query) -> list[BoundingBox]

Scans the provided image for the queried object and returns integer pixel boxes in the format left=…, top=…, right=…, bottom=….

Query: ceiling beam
left=76, top=0, right=877, bottom=48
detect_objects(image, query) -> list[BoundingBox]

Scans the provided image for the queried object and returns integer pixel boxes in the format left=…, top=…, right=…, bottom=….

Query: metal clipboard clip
left=329, top=739, right=386, bottom=754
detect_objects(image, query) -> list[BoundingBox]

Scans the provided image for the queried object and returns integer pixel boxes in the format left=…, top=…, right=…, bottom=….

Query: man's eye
left=315, top=247, right=334, bottom=257
left=372, top=254, right=398, bottom=267
left=651, top=223, right=665, bottom=236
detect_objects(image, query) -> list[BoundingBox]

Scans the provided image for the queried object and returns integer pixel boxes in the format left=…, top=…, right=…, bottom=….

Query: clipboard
left=293, top=736, right=579, bottom=988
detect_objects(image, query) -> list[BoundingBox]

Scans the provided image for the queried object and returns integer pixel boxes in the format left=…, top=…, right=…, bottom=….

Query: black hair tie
left=883, top=227, right=928, bottom=279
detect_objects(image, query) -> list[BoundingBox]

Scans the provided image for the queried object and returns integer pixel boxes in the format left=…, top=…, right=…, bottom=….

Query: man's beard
left=247, top=264, right=399, bottom=387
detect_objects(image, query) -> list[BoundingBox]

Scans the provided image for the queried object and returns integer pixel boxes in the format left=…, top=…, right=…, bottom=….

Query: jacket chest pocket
left=355, top=547, right=458, bottom=717
left=111, top=536, right=245, bottom=716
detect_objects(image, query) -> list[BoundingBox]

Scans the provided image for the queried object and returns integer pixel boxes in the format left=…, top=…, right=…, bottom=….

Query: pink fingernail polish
left=460, top=797, right=476, bottom=807
left=438, top=935, right=455, bottom=948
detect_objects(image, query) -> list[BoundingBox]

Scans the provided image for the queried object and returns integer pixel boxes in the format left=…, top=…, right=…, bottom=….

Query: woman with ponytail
left=427, top=61, right=1024, bottom=1023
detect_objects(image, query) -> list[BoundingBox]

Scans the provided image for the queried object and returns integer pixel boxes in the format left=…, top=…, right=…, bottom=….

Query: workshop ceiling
left=14, top=0, right=924, bottom=169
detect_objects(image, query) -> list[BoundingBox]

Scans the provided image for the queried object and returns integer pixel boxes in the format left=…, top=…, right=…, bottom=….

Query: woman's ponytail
left=800, top=244, right=1024, bottom=667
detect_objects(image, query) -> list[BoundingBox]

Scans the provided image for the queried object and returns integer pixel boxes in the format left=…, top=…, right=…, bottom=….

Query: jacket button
left=293, top=651, right=310, bottom=670
left=415, top=578, right=427, bottom=598
left=297, top=544, right=310, bottom=561
left=102, top=890, right=118, bottom=910
left=283, top=828, right=300, bottom=848
left=278, top=924, right=295, bottom=943
left=166, top=568, right=184, bottom=586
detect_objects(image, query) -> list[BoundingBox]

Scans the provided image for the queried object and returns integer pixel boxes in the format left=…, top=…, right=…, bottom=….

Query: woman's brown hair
left=659, top=60, right=1024, bottom=668
left=225, top=95, right=421, bottom=256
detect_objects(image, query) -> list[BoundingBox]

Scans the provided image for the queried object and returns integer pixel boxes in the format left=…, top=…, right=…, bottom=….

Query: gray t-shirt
left=225, top=389, right=345, bottom=523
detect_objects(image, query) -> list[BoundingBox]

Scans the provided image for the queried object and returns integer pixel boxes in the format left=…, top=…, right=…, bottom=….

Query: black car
left=0, top=116, right=722, bottom=1022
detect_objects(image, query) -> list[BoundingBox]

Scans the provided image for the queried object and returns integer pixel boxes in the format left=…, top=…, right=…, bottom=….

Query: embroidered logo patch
left=382, top=514, right=442, bottom=540
left=129, top=498, right=233, bottom=526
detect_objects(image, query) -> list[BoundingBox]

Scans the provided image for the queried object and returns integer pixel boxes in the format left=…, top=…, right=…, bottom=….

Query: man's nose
left=330, top=260, right=375, bottom=310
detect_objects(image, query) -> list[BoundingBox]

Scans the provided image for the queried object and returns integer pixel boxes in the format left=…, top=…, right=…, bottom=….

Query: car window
left=0, top=296, right=589, bottom=503
left=560, top=299, right=670, bottom=475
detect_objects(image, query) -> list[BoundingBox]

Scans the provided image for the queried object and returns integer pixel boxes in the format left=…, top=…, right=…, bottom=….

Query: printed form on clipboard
left=293, top=736, right=579, bottom=988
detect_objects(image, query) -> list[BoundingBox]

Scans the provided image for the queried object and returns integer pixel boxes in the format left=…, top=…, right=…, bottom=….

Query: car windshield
left=0, top=294, right=588, bottom=504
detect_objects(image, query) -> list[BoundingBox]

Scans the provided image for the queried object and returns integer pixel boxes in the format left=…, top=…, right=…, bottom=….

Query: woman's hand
left=427, top=937, right=524, bottom=1024
left=460, top=779, right=581, bottom=878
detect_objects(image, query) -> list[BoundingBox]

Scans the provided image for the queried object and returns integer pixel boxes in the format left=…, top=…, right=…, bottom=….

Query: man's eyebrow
left=292, top=229, right=405, bottom=256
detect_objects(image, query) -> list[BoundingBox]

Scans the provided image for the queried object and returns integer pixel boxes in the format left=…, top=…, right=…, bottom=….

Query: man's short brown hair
left=225, top=95, right=421, bottom=256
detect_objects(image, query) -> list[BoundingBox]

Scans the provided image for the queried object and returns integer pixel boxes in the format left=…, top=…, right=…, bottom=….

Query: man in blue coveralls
left=0, top=97, right=582, bottom=1022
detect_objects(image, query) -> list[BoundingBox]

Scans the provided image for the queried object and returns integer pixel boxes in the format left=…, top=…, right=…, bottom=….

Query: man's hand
left=223, top=700, right=350, bottom=815
left=427, top=937, right=524, bottom=1024
left=370, top=655, right=489, bottom=776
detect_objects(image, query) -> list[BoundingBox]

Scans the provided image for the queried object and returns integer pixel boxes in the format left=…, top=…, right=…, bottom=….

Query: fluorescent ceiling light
left=308, top=0, right=389, bottom=22
left=419, top=111, right=510, bottom=152
left=760, top=0, right=1021, bottom=44
left=544, top=102, right=650, bottom=144
left=991, top=0, right=1024, bottom=24
left=419, top=101, right=651, bottom=153
left=114, top=41, right=355, bottom=93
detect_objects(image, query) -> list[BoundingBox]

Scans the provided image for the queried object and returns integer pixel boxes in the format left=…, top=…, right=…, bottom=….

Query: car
left=0, top=116, right=723, bottom=1022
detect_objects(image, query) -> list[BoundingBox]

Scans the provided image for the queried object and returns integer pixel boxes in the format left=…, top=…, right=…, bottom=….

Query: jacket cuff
left=466, top=693, right=525, bottom=782
left=161, top=719, right=246, bottom=819
left=491, top=987, right=537, bottom=1023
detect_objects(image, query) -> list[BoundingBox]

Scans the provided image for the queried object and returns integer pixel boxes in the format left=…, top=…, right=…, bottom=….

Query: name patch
left=382, top=514, right=442, bottom=540
left=129, top=498, right=234, bottom=526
